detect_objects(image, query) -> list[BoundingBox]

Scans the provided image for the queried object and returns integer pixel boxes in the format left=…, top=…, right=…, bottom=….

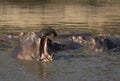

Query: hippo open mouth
left=36, top=27, right=57, bottom=61
left=36, top=37, right=54, bottom=61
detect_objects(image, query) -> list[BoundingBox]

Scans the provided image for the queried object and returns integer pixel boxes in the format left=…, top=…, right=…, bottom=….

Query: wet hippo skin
left=105, top=36, right=120, bottom=52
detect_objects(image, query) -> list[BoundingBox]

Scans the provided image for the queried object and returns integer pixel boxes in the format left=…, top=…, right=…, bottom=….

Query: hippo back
left=106, top=35, right=120, bottom=50
left=48, top=38, right=82, bottom=53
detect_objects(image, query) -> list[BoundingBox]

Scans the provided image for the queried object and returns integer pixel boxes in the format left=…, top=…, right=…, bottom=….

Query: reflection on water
left=0, top=0, right=120, bottom=34
left=0, top=0, right=120, bottom=81
left=19, top=61, right=50, bottom=79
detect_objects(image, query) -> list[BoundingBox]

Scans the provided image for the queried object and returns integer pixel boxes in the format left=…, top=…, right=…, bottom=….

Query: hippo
left=11, top=32, right=38, bottom=60
left=66, top=33, right=120, bottom=52
left=11, top=27, right=81, bottom=61
left=88, top=35, right=120, bottom=52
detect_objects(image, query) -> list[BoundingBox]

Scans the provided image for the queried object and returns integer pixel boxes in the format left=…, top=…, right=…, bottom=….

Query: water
left=0, top=0, right=120, bottom=34
left=0, top=0, right=120, bottom=81
left=0, top=48, right=120, bottom=81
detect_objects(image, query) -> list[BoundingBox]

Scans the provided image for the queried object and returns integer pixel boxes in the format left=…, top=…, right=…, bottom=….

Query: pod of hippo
left=10, top=27, right=120, bottom=62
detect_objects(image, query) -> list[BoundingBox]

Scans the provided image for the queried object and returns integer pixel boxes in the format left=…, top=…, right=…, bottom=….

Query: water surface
left=0, top=0, right=120, bottom=34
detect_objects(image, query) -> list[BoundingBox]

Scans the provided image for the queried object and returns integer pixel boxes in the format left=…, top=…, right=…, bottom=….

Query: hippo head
left=11, top=32, right=37, bottom=60
left=11, top=27, right=57, bottom=61
left=88, top=35, right=108, bottom=52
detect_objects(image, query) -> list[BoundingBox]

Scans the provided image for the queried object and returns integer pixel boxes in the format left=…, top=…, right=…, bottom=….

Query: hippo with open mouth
left=11, top=27, right=81, bottom=61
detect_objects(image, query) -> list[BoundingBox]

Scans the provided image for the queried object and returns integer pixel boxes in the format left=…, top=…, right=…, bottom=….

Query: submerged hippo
left=88, top=35, right=120, bottom=52
left=11, top=27, right=81, bottom=61
left=66, top=33, right=120, bottom=52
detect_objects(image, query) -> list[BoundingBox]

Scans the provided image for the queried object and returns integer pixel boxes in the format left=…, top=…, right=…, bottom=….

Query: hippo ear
left=18, top=32, right=25, bottom=43
left=19, top=32, right=24, bottom=37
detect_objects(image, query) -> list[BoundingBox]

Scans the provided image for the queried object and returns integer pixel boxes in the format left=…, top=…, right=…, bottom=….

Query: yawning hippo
left=11, top=27, right=81, bottom=61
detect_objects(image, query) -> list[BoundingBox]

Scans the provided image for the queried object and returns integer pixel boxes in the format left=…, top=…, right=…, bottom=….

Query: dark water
left=0, top=0, right=120, bottom=81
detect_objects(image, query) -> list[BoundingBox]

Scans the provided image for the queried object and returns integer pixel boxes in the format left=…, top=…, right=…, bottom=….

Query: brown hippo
left=11, top=32, right=39, bottom=61
left=11, top=27, right=57, bottom=61
left=11, top=27, right=82, bottom=61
